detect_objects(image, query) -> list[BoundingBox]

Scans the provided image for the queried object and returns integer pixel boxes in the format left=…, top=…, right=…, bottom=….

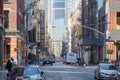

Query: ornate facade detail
left=5, top=29, right=25, bottom=40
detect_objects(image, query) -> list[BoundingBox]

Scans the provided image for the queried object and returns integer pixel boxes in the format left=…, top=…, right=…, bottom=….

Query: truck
left=66, top=52, right=77, bottom=63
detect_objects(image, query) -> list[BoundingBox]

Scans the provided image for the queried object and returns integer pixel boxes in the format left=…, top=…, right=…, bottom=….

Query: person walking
left=6, top=59, right=12, bottom=74
left=11, top=57, right=16, bottom=68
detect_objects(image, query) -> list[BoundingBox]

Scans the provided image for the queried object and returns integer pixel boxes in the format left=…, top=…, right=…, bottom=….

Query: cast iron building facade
left=72, top=0, right=99, bottom=64
left=0, top=0, right=4, bottom=69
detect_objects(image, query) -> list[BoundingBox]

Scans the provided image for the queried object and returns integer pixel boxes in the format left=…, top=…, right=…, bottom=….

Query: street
left=0, top=70, right=7, bottom=80
left=40, top=62, right=96, bottom=80
left=0, top=62, right=97, bottom=80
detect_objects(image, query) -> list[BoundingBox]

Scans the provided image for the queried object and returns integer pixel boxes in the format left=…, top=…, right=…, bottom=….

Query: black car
left=42, top=56, right=54, bottom=66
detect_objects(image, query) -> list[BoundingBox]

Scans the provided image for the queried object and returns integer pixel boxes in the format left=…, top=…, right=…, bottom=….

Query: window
left=40, top=29, right=44, bottom=33
left=37, top=32, right=40, bottom=41
left=4, top=0, right=9, bottom=3
left=117, top=12, right=120, bottom=17
left=4, top=10, right=9, bottom=28
left=24, top=67, right=39, bottom=75
left=41, top=35, right=45, bottom=40
left=53, top=2, right=65, bottom=8
left=54, top=9, right=65, bottom=19
left=6, top=45, right=10, bottom=58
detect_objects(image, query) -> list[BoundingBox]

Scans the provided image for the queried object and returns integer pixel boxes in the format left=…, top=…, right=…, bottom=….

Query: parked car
left=42, top=56, right=54, bottom=66
left=6, top=65, right=45, bottom=80
left=116, top=72, right=120, bottom=80
left=56, top=57, right=62, bottom=62
left=116, top=68, right=120, bottom=80
left=94, top=63, right=118, bottom=80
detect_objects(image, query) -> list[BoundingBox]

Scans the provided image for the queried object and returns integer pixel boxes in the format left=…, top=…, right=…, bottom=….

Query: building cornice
left=5, top=29, right=25, bottom=41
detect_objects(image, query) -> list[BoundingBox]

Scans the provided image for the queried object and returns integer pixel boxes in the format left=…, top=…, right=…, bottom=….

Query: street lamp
left=76, top=22, right=109, bottom=61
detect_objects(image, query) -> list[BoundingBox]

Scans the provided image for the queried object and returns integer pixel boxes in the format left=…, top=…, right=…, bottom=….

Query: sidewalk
left=0, top=69, right=7, bottom=80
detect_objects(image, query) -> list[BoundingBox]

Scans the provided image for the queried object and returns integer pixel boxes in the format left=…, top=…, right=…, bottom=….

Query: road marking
left=0, top=71, right=7, bottom=73
left=43, top=70, right=92, bottom=74
left=41, top=66, right=81, bottom=69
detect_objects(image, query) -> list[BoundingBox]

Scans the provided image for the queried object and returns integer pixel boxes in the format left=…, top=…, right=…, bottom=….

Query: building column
left=0, top=0, right=4, bottom=70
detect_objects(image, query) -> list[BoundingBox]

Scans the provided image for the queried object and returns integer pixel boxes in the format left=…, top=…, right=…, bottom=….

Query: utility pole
left=77, top=22, right=109, bottom=62
left=0, top=0, right=4, bottom=70
left=103, top=22, right=107, bottom=61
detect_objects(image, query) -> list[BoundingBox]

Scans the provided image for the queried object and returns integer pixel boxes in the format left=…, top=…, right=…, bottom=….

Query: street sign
left=77, top=28, right=83, bottom=36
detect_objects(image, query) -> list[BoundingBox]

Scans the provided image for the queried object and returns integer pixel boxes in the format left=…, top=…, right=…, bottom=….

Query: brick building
left=99, top=0, right=120, bottom=61
left=3, top=0, right=26, bottom=64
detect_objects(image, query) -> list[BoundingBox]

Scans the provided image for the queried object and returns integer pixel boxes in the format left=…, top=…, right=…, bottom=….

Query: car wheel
left=51, top=63, right=53, bottom=66
left=94, top=72, right=97, bottom=79
left=43, top=63, right=45, bottom=66
left=97, top=74, right=101, bottom=80
left=94, top=75, right=97, bottom=79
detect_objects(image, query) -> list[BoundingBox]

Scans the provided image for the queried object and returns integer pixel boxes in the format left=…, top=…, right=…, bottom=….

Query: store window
left=117, top=12, right=120, bottom=17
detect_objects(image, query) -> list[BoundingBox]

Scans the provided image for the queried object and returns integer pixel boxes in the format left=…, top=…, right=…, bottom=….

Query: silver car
left=7, top=65, right=45, bottom=80
left=94, top=63, right=118, bottom=80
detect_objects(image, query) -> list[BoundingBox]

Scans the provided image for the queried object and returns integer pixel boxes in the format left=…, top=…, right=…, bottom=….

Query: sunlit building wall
left=65, top=0, right=75, bottom=53
left=3, top=0, right=26, bottom=64
left=98, top=0, right=120, bottom=61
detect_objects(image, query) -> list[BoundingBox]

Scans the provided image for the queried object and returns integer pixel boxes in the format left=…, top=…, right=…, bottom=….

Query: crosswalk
left=40, top=62, right=95, bottom=74
left=40, top=63, right=95, bottom=80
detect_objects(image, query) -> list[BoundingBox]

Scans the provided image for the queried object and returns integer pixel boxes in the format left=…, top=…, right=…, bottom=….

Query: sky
left=98, top=0, right=104, bottom=9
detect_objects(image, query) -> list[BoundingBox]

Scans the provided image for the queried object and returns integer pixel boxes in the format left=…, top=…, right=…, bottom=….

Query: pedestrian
left=80, top=56, right=84, bottom=65
left=6, top=73, right=10, bottom=80
left=83, top=61, right=86, bottom=68
left=6, top=59, right=12, bottom=74
left=11, top=57, right=16, bottom=68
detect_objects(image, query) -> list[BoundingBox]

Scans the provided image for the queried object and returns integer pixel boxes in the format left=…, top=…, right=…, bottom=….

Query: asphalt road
left=0, top=62, right=96, bottom=80
left=40, top=62, right=96, bottom=80
left=0, top=70, right=7, bottom=80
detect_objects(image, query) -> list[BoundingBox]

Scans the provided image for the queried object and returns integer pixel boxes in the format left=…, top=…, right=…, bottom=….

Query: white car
left=94, top=63, right=118, bottom=80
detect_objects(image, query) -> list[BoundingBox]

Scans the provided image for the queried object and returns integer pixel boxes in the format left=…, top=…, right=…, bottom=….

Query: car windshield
left=45, top=56, right=52, bottom=60
left=100, top=64, right=117, bottom=70
left=24, top=67, right=40, bottom=75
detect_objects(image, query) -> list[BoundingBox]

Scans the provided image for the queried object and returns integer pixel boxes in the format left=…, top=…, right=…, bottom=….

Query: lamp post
left=76, top=28, right=83, bottom=58
left=77, top=22, right=109, bottom=62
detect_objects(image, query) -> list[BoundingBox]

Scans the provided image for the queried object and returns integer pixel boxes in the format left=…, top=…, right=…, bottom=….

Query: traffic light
left=77, top=28, right=83, bottom=36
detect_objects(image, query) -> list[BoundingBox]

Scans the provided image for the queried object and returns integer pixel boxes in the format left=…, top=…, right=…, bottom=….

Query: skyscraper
left=52, top=0, right=65, bottom=39
left=45, top=0, right=75, bottom=56
left=44, top=0, right=66, bottom=56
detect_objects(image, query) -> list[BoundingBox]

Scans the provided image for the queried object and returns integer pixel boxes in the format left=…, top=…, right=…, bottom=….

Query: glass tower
left=52, top=0, right=65, bottom=39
